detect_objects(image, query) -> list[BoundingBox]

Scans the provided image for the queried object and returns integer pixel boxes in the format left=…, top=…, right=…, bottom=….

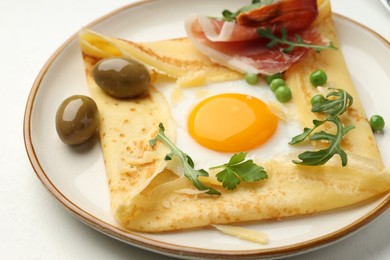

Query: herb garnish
left=311, top=88, right=353, bottom=116
left=221, top=0, right=274, bottom=22
left=257, top=28, right=338, bottom=53
left=149, top=123, right=220, bottom=195
left=150, top=123, right=267, bottom=194
left=289, top=117, right=355, bottom=166
left=210, top=152, right=267, bottom=190
left=289, top=88, right=355, bottom=166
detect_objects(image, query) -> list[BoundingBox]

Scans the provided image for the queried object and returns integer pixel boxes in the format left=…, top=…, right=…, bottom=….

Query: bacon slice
left=185, top=14, right=320, bottom=75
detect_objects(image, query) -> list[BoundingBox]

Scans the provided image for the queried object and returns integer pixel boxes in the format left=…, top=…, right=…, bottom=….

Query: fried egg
left=155, top=77, right=306, bottom=171
left=188, top=93, right=278, bottom=153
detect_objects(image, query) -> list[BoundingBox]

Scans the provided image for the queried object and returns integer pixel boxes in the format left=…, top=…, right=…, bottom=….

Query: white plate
left=24, top=0, right=390, bottom=259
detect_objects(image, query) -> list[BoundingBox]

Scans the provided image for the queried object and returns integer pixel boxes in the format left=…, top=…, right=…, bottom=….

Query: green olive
left=92, top=57, right=150, bottom=98
left=56, top=95, right=99, bottom=145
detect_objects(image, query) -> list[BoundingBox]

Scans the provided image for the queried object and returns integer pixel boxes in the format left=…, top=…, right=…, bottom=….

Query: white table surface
left=1, top=0, right=389, bottom=259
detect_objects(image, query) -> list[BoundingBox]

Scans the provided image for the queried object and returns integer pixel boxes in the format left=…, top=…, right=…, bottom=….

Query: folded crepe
left=79, top=0, right=390, bottom=232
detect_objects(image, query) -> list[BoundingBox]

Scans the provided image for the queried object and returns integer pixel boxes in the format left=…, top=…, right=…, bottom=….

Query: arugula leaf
left=257, top=27, right=338, bottom=53
left=290, top=87, right=355, bottom=167
left=210, top=152, right=267, bottom=190
left=290, top=117, right=355, bottom=166
left=311, top=88, right=353, bottom=116
left=289, top=120, right=325, bottom=145
left=150, top=125, right=268, bottom=193
left=221, top=0, right=274, bottom=22
left=221, top=10, right=238, bottom=22
left=149, top=123, right=221, bottom=195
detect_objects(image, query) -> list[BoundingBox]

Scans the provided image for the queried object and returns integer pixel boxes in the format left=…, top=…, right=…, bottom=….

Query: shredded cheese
left=213, top=225, right=268, bottom=245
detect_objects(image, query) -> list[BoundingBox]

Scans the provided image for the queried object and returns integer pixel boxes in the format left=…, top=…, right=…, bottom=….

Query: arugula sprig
left=311, top=89, right=353, bottom=116
left=221, top=0, right=274, bottom=22
left=149, top=123, right=221, bottom=195
left=150, top=124, right=267, bottom=194
left=257, top=27, right=338, bottom=53
left=210, top=152, right=267, bottom=190
left=289, top=88, right=355, bottom=167
left=289, top=117, right=355, bottom=166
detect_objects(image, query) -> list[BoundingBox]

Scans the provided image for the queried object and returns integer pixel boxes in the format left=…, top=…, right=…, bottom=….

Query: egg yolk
left=188, top=93, right=278, bottom=152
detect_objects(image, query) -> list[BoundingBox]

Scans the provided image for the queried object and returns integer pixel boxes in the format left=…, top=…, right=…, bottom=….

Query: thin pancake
left=83, top=55, right=176, bottom=220
left=285, top=11, right=383, bottom=166
left=123, top=153, right=389, bottom=231
left=79, top=31, right=242, bottom=87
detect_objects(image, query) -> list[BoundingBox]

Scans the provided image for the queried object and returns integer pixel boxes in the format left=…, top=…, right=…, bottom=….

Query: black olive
left=56, top=95, right=99, bottom=145
left=92, top=57, right=150, bottom=98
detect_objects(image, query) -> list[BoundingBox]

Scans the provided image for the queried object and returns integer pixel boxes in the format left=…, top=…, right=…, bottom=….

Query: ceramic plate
left=24, top=0, right=390, bottom=259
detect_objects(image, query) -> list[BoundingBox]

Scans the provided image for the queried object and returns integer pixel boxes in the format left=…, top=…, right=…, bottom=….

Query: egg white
left=154, top=77, right=307, bottom=171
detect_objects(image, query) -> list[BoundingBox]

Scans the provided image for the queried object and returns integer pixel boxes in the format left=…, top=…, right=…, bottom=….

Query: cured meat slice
left=184, top=0, right=321, bottom=75
left=196, top=16, right=259, bottom=42
left=185, top=14, right=320, bottom=75
left=237, top=0, right=318, bottom=32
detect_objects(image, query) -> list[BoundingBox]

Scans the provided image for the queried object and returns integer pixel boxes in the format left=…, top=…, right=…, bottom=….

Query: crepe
left=285, top=17, right=383, bottom=166
left=79, top=0, right=390, bottom=232
left=82, top=55, right=175, bottom=217
left=79, top=31, right=242, bottom=87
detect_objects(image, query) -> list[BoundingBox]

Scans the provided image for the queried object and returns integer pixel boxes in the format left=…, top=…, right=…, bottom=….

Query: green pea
left=275, top=86, right=292, bottom=103
left=245, top=73, right=259, bottom=85
left=311, top=94, right=326, bottom=107
left=370, top=115, right=385, bottom=131
left=270, top=78, right=286, bottom=92
left=310, top=69, right=328, bottom=86
left=265, top=73, right=283, bottom=85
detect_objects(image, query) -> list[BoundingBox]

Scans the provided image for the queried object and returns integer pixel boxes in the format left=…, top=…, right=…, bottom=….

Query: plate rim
left=23, top=1, right=390, bottom=259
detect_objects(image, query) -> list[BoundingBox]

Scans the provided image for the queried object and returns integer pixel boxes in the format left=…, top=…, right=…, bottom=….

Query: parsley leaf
left=291, top=116, right=355, bottom=166
left=210, top=152, right=267, bottom=190
left=257, top=27, right=338, bottom=53
left=150, top=125, right=267, bottom=193
left=311, top=88, right=353, bottom=116
left=149, top=123, right=221, bottom=195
